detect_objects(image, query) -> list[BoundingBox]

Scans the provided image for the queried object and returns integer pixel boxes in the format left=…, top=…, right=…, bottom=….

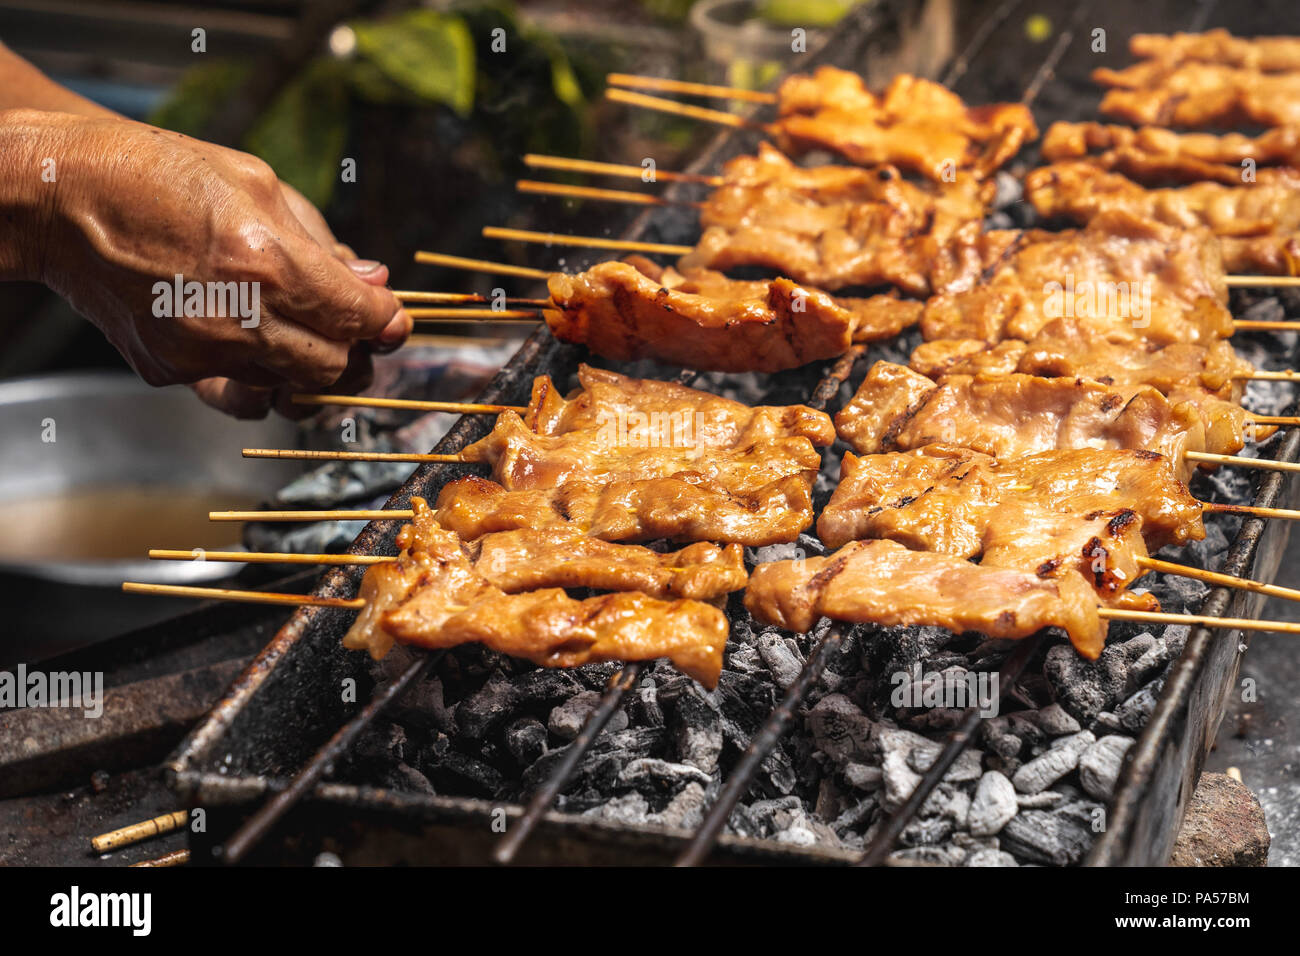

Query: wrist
left=0, top=108, right=73, bottom=283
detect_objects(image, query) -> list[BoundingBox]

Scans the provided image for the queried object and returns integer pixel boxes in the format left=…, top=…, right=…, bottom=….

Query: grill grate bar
left=855, top=633, right=1045, bottom=866
left=219, top=649, right=445, bottom=864
left=942, top=0, right=1027, bottom=88
left=495, top=663, right=642, bottom=863
left=676, top=626, right=844, bottom=866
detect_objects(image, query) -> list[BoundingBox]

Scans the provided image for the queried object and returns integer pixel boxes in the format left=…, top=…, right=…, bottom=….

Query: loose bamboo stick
left=91, top=811, right=188, bottom=853
left=291, top=394, right=526, bottom=414
left=1236, top=370, right=1300, bottom=382
left=130, top=849, right=191, bottom=868
left=482, top=225, right=694, bottom=256
left=121, top=582, right=365, bottom=609
left=606, top=73, right=777, bottom=104
left=522, top=153, right=723, bottom=186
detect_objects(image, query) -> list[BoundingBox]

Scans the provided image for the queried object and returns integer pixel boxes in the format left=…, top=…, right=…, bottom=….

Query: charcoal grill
left=164, top=0, right=1300, bottom=866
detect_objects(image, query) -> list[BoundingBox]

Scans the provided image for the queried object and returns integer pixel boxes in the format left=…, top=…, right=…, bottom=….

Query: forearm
left=0, top=40, right=119, bottom=118
left=0, top=109, right=69, bottom=282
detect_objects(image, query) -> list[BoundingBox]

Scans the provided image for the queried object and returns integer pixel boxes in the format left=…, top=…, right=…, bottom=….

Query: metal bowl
left=0, top=371, right=301, bottom=659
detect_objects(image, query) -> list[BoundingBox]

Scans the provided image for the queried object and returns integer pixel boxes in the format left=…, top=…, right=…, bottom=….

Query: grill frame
left=166, top=0, right=1300, bottom=865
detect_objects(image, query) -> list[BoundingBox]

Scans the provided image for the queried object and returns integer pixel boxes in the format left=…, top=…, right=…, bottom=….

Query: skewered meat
left=341, top=498, right=728, bottom=686
left=680, top=141, right=990, bottom=294
left=462, top=405, right=824, bottom=493
left=814, top=445, right=1206, bottom=610
left=434, top=473, right=817, bottom=546
left=911, top=316, right=1253, bottom=401
left=770, top=68, right=1038, bottom=180
left=744, top=538, right=1105, bottom=658
left=1127, top=29, right=1300, bottom=72
left=520, top=364, right=835, bottom=446
left=389, top=492, right=747, bottom=598
left=817, top=444, right=1204, bottom=553
left=1094, top=61, right=1300, bottom=128
left=461, top=365, right=832, bottom=495
left=1026, top=162, right=1300, bottom=275
left=922, top=211, right=1233, bottom=346
left=545, top=260, right=851, bottom=372
left=628, top=256, right=924, bottom=345
left=472, top=529, right=746, bottom=600
left=834, top=361, right=1252, bottom=478
left=1041, top=122, right=1300, bottom=185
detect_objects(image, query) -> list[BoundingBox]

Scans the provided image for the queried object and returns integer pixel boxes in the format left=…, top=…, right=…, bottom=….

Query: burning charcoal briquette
left=1115, top=681, right=1163, bottom=733
left=548, top=690, right=627, bottom=741
left=581, top=792, right=649, bottom=826
left=756, top=629, right=806, bottom=689
left=618, top=757, right=710, bottom=796
left=1010, top=730, right=1095, bottom=794
left=648, top=782, right=709, bottom=830
left=998, top=808, right=1094, bottom=866
left=1022, top=703, right=1081, bottom=736
left=1044, top=644, right=1131, bottom=722
left=806, top=694, right=874, bottom=765
left=969, top=770, right=1018, bottom=836
left=663, top=684, right=723, bottom=773
left=1078, top=734, right=1135, bottom=800
left=455, top=670, right=519, bottom=740
left=504, top=717, right=548, bottom=766
left=965, top=848, right=1019, bottom=867
left=888, top=844, right=968, bottom=866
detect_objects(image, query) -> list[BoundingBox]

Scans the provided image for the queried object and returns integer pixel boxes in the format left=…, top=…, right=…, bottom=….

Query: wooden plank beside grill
left=163, top=0, right=1300, bottom=867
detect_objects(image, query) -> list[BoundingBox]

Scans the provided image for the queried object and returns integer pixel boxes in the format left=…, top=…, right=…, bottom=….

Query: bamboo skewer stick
left=291, top=394, right=527, bottom=414
left=605, top=87, right=756, bottom=128
left=523, top=153, right=723, bottom=186
left=91, top=811, right=188, bottom=853
left=1097, top=607, right=1300, bottom=634
left=482, top=225, right=695, bottom=256
left=1225, top=275, right=1300, bottom=288
left=120, top=578, right=1300, bottom=636
left=121, top=582, right=365, bottom=609
left=210, top=509, right=414, bottom=522
left=1185, top=450, right=1300, bottom=473
left=414, top=250, right=550, bottom=279
left=1233, top=320, right=1300, bottom=331
left=394, top=291, right=551, bottom=306
left=241, top=448, right=468, bottom=464
left=1248, top=414, right=1300, bottom=426
left=407, top=307, right=543, bottom=322
left=1136, top=556, right=1300, bottom=604
left=149, top=549, right=395, bottom=566
left=606, top=73, right=777, bottom=104
left=517, top=179, right=701, bottom=208
left=1202, top=500, right=1300, bottom=521
left=1236, top=370, right=1300, bottom=381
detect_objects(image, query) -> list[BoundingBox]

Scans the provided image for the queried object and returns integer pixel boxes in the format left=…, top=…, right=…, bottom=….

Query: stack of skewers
left=124, top=29, right=1300, bottom=860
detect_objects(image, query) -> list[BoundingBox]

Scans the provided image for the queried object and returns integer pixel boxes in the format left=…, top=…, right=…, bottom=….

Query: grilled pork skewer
left=1026, top=162, right=1300, bottom=276
left=338, top=500, right=727, bottom=687
left=1123, top=29, right=1300, bottom=72
left=834, top=361, right=1262, bottom=482
left=1094, top=60, right=1300, bottom=128
left=1041, top=121, right=1300, bottom=185
left=608, top=68, right=1038, bottom=181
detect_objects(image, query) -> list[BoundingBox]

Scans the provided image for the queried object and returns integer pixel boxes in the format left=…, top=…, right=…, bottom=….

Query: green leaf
left=757, top=0, right=860, bottom=27
left=351, top=9, right=476, bottom=114
left=148, top=60, right=251, bottom=137
left=243, top=59, right=350, bottom=209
